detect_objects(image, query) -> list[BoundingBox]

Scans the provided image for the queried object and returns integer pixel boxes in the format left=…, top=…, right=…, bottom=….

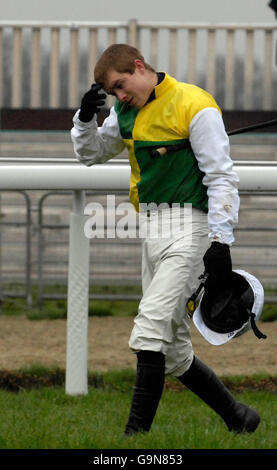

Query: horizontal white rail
left=0, top=20, right=128, bottom=28
left=0, top=161, right=276, bottom=192
left=1, top=20, right=276, bottom=29
left=0, top=163, right=129, bottom=190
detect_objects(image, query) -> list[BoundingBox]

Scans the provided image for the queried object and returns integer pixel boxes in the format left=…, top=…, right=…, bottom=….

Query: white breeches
left=129, top=206, right=210, bottom=377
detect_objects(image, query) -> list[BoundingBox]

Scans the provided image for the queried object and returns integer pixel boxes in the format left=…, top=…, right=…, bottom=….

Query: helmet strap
left=247, top=310, right=267, bottom=340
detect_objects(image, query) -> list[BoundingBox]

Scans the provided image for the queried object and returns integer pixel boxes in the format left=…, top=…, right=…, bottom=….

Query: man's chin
left=128, top=98, right=137, bottom=107
left=129, top=102, right=140, bottom=109
left=132, top=100, right=147, bottom=109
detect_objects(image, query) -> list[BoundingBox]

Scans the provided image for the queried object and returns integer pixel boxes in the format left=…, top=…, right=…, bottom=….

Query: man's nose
left=116, top=90, right=127, bottom=102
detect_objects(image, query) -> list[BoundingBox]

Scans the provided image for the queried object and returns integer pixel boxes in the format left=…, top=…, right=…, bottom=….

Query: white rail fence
left=0, top=160, right=276, bottom=395
left=0, top=20, right=277, bottom=110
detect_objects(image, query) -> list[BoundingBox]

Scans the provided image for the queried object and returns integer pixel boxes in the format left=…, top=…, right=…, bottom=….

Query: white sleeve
left=70, top=106, right=126, bottom=166
left=189, top=107, right=240, bottom=246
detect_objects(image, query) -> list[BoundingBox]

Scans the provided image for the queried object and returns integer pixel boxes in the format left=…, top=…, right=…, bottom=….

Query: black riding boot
left=124, top=350, right=165, bottom=436
left=177, top=356, right=260, bottom=433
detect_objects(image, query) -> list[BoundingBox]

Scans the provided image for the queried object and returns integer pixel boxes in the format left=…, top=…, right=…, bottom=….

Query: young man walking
left=71, top=43, right=260, bottom=436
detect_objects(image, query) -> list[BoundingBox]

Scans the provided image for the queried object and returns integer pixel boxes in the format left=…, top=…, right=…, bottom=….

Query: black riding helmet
left=201, top=272, right=254, bottom=334
left=191, top=270, right=266, bottom=345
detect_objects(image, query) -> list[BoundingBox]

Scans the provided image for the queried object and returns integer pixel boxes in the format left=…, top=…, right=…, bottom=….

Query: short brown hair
left=94, top=43, right=155, bottom=87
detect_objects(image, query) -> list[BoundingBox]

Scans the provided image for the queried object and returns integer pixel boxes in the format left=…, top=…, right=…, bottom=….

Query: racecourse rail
left=0, top=160, right=276, bottom=396
left=1, top=159, right=277, bottom=191
left=0, top=20, right=277, bottom=110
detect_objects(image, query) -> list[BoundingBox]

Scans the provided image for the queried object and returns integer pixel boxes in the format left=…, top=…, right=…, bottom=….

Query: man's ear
left=134, top=59, right=146, bottom=72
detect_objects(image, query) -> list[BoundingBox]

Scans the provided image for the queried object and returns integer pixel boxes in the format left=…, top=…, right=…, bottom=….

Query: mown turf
left=0, top=367, right=276, bottom=450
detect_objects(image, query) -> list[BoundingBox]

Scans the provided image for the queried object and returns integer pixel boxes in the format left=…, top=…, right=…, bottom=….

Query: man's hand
left=203, top=241, right=232, bottom=290
left=79, top=84, right=106, bottom=122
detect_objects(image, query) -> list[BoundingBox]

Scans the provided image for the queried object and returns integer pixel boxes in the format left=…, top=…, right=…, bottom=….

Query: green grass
left=0, top=284, right=141, bottom=319
left=260, top=303, right=277, bottom=322
left=0, top=283, right=277, bottom=322
left=0, top=368, right=276, bottom=450
left=0, top=297, right=140, bottom=320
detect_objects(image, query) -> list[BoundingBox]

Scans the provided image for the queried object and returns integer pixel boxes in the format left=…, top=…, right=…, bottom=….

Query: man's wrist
left=208, top=232, right=233, bottom=246
left=74, top=110, right=95, bottom=125
left=78, top=110, right=95, bottom=122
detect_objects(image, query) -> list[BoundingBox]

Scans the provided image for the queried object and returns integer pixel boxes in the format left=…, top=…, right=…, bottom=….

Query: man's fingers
left=94, top=100, right=106, bottom=107
left=97, top=93, right=107, bottom=100
left=88, top=86, right=106, bottom=100
left=91, top=83, right=105, bottom=93
left=85, top=98, right=106, bottom=106
left=91, top=82, right=102, bottom=90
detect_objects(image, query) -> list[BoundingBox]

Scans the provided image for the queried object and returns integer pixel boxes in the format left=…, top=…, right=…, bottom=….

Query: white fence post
left=128, top=19, right=138, bottom=47
left=65, top=190, right=90, bottom=395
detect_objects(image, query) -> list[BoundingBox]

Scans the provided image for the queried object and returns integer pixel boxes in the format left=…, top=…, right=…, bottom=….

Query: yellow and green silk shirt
left=114, top=73, right=221, bottom=212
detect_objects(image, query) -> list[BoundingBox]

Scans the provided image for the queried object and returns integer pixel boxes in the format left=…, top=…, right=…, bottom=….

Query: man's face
left=104, top=60, right=155, bottom=109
